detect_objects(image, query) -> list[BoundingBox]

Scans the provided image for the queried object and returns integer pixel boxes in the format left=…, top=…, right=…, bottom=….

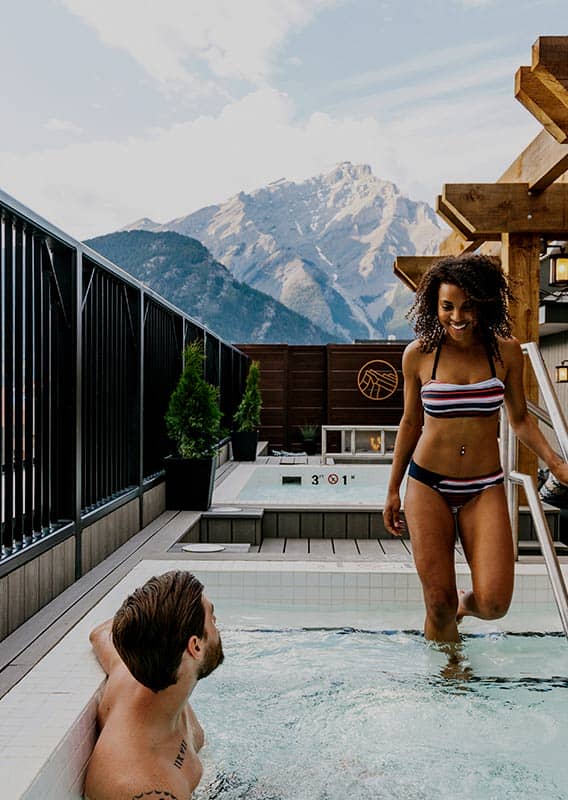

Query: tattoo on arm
left=173, top=738, right=187, bottom=769
left=131, top=792, right=179, bottom=799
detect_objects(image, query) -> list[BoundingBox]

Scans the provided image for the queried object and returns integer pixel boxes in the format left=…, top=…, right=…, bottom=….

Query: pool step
left=179, top=507, right=264, bottom=546
left=517, top=540, right=568, bottom=556
left=178, top=505, right=561, bottom=547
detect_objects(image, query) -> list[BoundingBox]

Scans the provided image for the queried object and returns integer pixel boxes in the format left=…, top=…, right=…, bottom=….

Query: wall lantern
left=549, top=253, right=568, bottom=287
left=555, top=360, right=568, bottom=383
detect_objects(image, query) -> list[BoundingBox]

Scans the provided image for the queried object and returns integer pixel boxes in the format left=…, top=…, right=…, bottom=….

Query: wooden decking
left=257, top=536, right=467, bottom=561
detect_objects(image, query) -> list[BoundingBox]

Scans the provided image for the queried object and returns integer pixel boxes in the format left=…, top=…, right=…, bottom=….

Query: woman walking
left=383, top=255, right=568, bottom=642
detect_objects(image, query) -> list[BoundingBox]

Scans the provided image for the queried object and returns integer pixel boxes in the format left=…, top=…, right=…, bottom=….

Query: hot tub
left=213, top=463, right=405, bottom=509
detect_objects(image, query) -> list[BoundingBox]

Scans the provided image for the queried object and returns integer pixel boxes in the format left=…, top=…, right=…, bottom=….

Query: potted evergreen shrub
left=164, top=340, right=221, bottom=510
left=299, top=423, right=319, bottom=455
left=231, top=361, right=262, bottom=461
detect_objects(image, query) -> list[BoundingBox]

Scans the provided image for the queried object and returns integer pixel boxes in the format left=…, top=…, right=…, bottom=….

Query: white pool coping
left=0, top=558, right=566, bottom=799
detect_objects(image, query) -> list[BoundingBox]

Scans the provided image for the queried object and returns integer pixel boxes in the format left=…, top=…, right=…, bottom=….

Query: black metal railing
left=82, top=258, right=141, bottom=509
left=143, top=298, right=183, bottom=479
left=0, top=189, right=249, bottom=573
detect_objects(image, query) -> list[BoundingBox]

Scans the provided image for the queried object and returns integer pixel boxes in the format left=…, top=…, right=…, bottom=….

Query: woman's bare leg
left=404, top=478, right=460, bottom=642
left=456, top=485, right=514, bottom=621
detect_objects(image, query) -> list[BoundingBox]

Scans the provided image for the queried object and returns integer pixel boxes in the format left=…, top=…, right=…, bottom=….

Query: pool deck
left=1, top=452, right=566, bottom=700
left=0, top=456, right=568, bottom=697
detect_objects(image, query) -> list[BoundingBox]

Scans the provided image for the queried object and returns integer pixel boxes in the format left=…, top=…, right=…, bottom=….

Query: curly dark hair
left=407, top=254, right=516, bottom=363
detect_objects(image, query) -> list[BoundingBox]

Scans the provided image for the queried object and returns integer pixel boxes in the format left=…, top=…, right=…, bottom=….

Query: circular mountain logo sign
left=357, top=359, right=399, bottom=401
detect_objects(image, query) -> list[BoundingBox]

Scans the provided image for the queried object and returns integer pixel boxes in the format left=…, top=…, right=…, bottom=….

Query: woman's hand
left=551, top=461, right=568, bottom=486
left=383, top=491, right=406, bottom=537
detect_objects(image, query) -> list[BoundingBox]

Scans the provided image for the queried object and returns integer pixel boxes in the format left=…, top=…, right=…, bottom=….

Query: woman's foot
left=456, top=589, right=472, bottom=623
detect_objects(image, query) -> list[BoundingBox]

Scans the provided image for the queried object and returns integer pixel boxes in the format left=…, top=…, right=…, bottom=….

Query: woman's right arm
left=383, top=343, right=424, bottom=536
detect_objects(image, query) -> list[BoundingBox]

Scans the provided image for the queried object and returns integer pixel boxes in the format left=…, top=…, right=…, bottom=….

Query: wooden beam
left=438, top=231, right=478, bottom=257
left=532, top=36, right=568, bottom=96
left=499, top=129, right=568, bottom=193
left=501, top=233, right=541, bottom=486
left=436, top=196, right=478, bottom=239
left=515, top=66, right=568, bottom=144
left=434, top=38, right=568, bottom=258
left=393, top=256, right=440, bottom=291
left=436, top=197, right=500, bottom=257
left=478, top=242, right=502, bottom=258
left=438, top=231, right=467, bottom=256
left=442, top=183, right=568, bottom=236
left=438, top=129, right=568, bottom=254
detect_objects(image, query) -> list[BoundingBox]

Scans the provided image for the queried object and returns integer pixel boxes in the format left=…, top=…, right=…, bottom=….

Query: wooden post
left=501, top=233, right=541, bottom=486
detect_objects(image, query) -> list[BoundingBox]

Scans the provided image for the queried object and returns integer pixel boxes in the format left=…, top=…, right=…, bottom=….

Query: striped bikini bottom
left=408, top=459, right=504, bottom=513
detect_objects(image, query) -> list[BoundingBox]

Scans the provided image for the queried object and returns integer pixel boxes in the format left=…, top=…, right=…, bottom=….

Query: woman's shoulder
left=403, top=339, right=426, bottom=356
left=402, top=339, right=429, bottom=372
left=495, top=336, right=524, bottom=372
left=496, top=335, right=522, bottom=358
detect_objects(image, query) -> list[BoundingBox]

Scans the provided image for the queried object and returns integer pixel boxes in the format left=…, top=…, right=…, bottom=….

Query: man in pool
left=84, top=570, right=224, bottom=800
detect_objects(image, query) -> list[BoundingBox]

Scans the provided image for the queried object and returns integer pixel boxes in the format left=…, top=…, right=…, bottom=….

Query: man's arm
left=89, top=619, right=121, bottom=675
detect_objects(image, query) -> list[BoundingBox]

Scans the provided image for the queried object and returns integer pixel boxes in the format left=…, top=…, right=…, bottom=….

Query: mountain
left=120, top=217, right=161, bottom=232
left=131, top=163, right=444, bottom=340
left=86, top=230, right=344, bottom=344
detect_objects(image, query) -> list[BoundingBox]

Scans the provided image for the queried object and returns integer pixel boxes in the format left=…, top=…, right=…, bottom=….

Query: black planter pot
left=303, top=439, right=317, bottom=456
left=231, top=430, right=258, bottom=461
left=164, top=455, right=216, bottom=510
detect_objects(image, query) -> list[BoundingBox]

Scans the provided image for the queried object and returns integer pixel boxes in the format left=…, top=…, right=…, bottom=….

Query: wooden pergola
left=394, top=36, right=568, bottom=479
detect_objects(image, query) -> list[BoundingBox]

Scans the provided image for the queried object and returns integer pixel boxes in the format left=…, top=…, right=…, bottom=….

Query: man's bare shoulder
left=85, top=790, right=182, bottom=800
left=85, top=699, right=203, bottom=800
left=84, top=781, right=185, bottom=800
left=94, top=658, right=139, bottom=729
left=84, top=747, right=196, bottom=800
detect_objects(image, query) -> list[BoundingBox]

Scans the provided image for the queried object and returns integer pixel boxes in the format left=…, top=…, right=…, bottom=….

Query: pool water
left=193, top=622, right=568, bottom=800
left=233, top=464, right=404, bottom=507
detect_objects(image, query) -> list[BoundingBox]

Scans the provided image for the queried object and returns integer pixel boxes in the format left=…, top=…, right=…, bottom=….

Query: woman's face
left=437, top=283, right=476, bottom=340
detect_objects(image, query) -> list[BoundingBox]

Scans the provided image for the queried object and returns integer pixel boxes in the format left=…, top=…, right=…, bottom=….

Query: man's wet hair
left=112, top=570, right=205, bottom=692
left=407, top=254, right=516, bottom=363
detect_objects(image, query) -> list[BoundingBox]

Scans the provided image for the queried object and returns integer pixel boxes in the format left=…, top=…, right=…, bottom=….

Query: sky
left=1, top=0, right=567, bottom=240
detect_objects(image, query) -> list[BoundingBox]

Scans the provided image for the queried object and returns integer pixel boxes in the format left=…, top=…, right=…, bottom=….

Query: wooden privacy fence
left=238, top=342, right=407, bottom=450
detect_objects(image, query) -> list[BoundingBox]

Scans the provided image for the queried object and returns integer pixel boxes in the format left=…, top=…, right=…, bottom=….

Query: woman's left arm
left=504, top=338, right=568, bottom=484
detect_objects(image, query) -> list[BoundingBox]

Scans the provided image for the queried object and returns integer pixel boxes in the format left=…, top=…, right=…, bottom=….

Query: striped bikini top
left=420, top=338, right=505, bottom=418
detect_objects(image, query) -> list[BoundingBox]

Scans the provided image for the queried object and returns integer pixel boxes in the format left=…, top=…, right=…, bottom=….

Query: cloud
left=45, top=118, right=85, bottom=135
left=0, top=85, right=538, bottom=242
left=60, top=0, right=339, bottom=91
left=0, top=89, right=386, bottom=238
left=336, top=54, right=520, bottom=119
left=450, top=0, right=495, bottom=6
left=332, top=38, right=509, bottom=93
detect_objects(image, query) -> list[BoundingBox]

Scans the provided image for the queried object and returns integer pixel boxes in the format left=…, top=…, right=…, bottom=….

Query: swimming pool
left=2, top=559, right=565, bottom=799
left=194, top=619, right=568, bottom=800
left=214, top=464, right=404, bottom=507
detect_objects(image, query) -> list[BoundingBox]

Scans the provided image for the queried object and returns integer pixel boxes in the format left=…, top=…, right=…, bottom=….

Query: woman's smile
left=437, top=283, right=476, bottom=337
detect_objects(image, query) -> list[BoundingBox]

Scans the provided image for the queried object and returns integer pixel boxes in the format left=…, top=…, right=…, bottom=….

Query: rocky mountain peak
left=120, top=217, right=160, bottom=232
left=122, top=163, right=444, bottom=341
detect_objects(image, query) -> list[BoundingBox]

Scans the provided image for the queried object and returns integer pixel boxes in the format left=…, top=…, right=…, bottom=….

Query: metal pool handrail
left=522, top=341, right=568, bottom=460
left=501, top=342, right=568, bottom=638
left=509, top=470, right=568, bottom=637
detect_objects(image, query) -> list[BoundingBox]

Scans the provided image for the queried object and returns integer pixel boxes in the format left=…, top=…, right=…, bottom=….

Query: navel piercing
left=459, top=445, right=466, bottom=456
